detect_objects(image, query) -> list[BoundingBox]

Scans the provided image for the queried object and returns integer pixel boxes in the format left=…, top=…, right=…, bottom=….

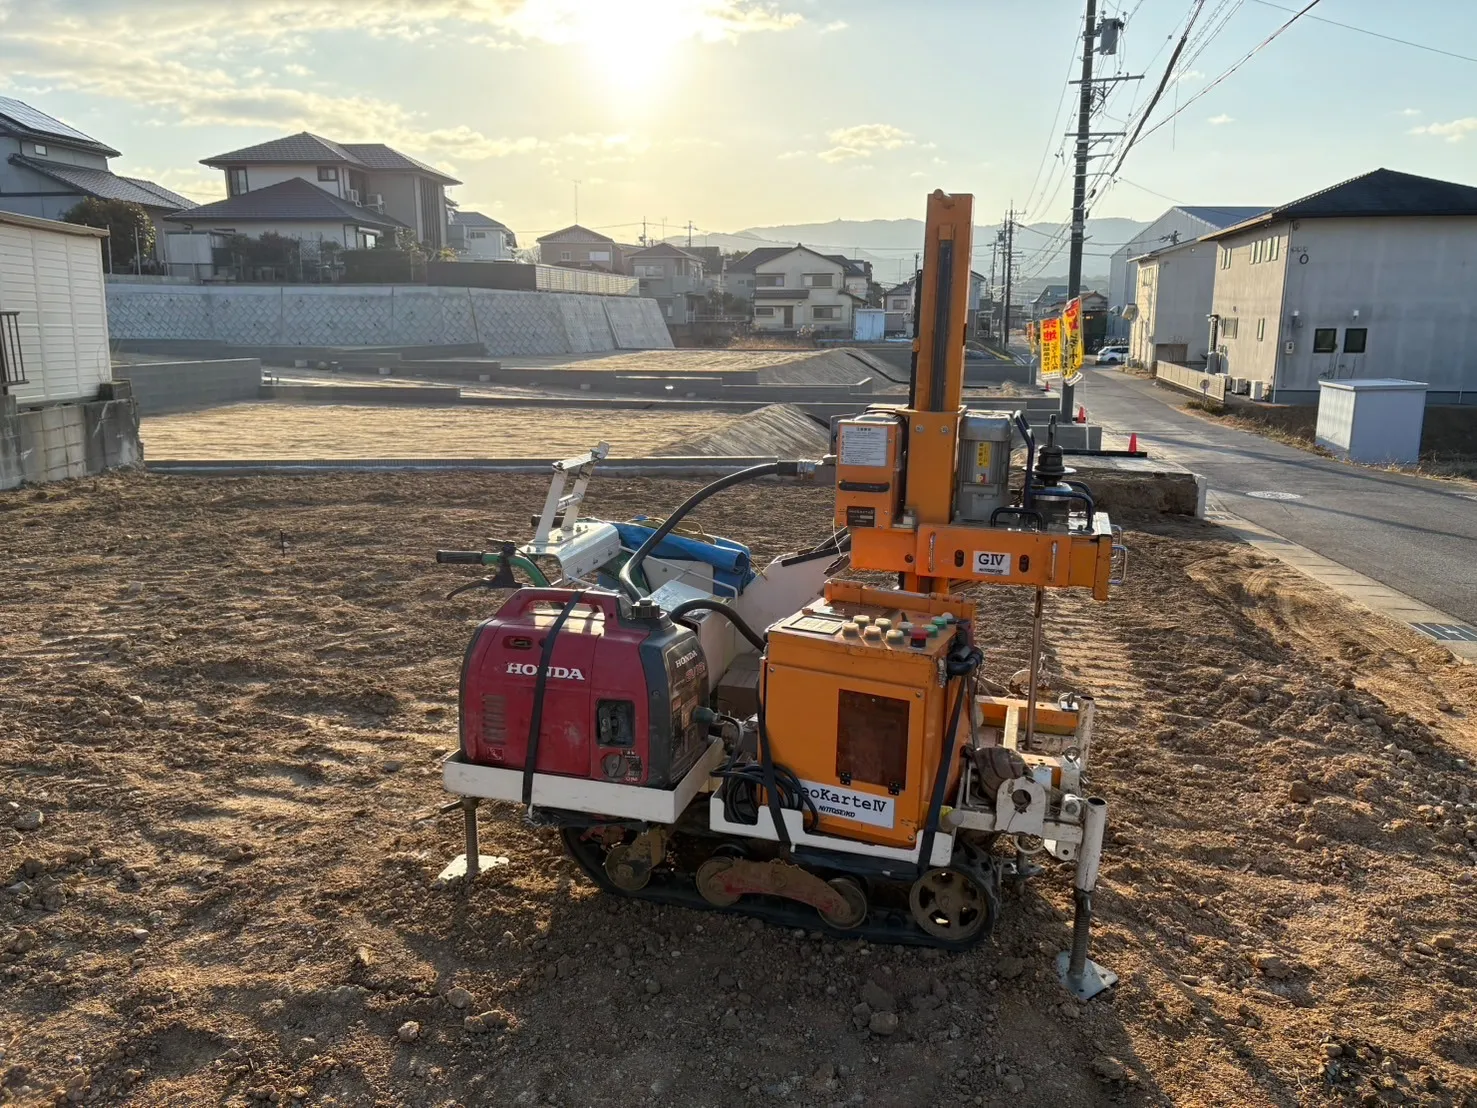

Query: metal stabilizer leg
left=1057, top=796, right=1118, bottom=1001
left=435, top=797, right=494, bottom=886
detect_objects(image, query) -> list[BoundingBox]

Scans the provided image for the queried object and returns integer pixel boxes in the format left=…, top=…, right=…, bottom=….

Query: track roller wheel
left=695, top=857, right=741, bottom=907
left=604, top=843, right=650, bottom=892
left=909, top=866, right=992, bottom=942
left=818, top=876, right=868, bottom=930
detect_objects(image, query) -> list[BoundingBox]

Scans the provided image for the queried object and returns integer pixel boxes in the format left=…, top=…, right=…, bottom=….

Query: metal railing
left=0, top=311, right=25, bottom=386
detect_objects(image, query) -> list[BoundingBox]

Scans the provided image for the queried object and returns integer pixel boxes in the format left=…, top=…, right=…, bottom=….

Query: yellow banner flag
left=1040, top=317, right=1062, bottom=375
left=1063, top=297, right=1084, bottom=372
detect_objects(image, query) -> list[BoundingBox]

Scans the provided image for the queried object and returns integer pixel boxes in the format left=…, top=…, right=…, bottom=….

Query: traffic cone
left=1076, top=404, right=1087, bottom=423
left=1128, top=433, right=1139, bottom=454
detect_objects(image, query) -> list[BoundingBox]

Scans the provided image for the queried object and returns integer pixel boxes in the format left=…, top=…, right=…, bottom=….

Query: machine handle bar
left=435, top=550, right=492, bottom=565
left=498, top=587, right=623, bottom=620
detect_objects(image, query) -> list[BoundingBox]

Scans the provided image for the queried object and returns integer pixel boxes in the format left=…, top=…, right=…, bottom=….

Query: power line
left=1104, top=0, right=1210, bottom=181
left=1247, top=0, right=1477, bottom=65
left=1115, top=177, right=1184, bottom=204
left=1137, top=0, right=1326, bottom=143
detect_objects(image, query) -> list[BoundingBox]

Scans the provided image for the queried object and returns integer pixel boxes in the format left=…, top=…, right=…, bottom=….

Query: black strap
left=756, top=692, right=792, bottom=851
left=918, top=676, right=968, bottom=873
left=522, top=592, right=585, bottom=806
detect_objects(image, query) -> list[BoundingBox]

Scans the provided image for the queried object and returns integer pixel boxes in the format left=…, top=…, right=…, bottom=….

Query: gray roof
left=9, top=155, right=196, bottom=210
left=454, top=210, right=515, bottom=246
left=161, top=176, right=406, bottom=228
left=627, top=242, right=703, bottom=260
left=537, top=224, right=614, bottom=245
left=1205, top=169, right=1477, bottom=239
left=339, top=143, right=459, bottom=184
left=1177, top=205, right=1270, bottom=229
left=727, top=246, right=795, bottom=273
left=202, top=132, right=359, bottom=167
left=0, top=96, right=119, bottom=157
left=200, top=132, right=459, bottom=184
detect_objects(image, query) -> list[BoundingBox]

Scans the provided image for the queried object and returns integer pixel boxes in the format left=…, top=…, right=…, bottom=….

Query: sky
left=3, top=0, right=1477, bottom=249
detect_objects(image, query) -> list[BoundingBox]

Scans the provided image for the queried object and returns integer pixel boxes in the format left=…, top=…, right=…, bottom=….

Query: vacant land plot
left=140, top=404, right=733, bottom=460
left=2, top=473, right=1475, bottom=1107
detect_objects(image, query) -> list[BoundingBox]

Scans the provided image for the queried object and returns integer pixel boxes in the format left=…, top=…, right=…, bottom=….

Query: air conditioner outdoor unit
left=1237, top=379, right=1252, bottom=396
left=366, top=194, right=385, bottom=212
left=1250, top=381, right=1266, bottom=401
left=346, top=188, right=360, bottom=204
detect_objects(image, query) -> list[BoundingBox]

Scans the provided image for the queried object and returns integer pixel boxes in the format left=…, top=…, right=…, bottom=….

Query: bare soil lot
left=139, top=405, right=733, bottom=461
left=2, top=472, right=1475, bottom=1108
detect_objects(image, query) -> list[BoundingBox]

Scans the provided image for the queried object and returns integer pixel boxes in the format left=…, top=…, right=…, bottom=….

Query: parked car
left=1095, top=345, right=1129, bottom=365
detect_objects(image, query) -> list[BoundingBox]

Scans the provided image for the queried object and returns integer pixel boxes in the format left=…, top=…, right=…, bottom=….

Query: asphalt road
left=1076, top=367, right=1477, bottom=626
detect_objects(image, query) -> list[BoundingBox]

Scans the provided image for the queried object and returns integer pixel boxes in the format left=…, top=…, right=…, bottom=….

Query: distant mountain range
left=660, top=216, right=1150, bottom=292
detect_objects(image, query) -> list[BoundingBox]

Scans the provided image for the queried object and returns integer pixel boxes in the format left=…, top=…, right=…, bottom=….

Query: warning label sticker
left=800, top=779, right=896, bottom=829
left=972, top=551, right=1011, bottom=577
left=839, top=424, right=889, bottom=468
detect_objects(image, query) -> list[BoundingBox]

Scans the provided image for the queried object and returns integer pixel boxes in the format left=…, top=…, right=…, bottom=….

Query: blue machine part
left=614, top=522, right=754, bottom=597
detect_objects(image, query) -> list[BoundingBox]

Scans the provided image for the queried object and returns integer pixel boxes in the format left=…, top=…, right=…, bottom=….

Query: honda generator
left=459, top=589, right=710, bottom=788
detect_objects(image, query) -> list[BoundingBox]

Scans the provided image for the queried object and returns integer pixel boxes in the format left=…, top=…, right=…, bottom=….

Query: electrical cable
left=1247, top=0, right=1477, bottom=65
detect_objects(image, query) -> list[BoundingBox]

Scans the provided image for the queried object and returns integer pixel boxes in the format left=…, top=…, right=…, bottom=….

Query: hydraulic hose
left=616, top=460, right=813, bottom=601
left=668, top=598, right=768, bottom=653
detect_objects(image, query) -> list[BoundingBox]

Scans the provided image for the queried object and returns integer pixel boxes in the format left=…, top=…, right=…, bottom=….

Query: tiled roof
left=455, top=210, right=509, bottom=230
left=160, top=176, right=406, bottom=228
left=1205, top=169, right=1477, bottom=239
left=1177, top=205, right=1270, bottom=229
left=0, top=96, right=118, bottom=157
left=9, top=155, right=196, bottom=210
left=339, top=143, right=460, bottom=184
left=537, top=224, right=615, bottom=244
left=627, top=242, right=702, bottom=260
left=726, top=246, right=794, bottom=273
left=202, top=132, right=360, bottom=167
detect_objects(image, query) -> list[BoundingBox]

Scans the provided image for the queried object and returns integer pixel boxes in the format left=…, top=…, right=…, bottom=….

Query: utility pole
left=573, top=179, right=582, bottom=226
left=1001, top=211, right=1015, bottom=348
left=1063, top=0, right=1097, bottom=419
left=687, top=220, right=694, bottom=248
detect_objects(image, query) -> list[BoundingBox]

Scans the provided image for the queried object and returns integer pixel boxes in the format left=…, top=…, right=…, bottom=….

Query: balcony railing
left=0, top=311, right=25, bottom=386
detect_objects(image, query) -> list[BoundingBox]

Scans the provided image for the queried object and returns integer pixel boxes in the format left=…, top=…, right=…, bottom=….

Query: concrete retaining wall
left=1, top=398, right=141, bottom=489
left=106, top=284, right=674, bottom=357
left=114, top=359, right=263, bottom=415
left=259, top=384, right=461, bottom=405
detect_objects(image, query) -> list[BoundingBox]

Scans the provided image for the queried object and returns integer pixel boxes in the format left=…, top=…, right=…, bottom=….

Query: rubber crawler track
left=559, top=825, right=999, bottom=952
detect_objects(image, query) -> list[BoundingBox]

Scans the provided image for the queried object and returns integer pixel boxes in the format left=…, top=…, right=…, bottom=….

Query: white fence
left=1156, top=361, right=1227, bottom=403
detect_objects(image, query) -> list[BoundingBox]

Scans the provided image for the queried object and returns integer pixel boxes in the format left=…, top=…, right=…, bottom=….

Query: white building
left=1, top=210, right=140, bottom=489
left=1106, top=205, right=1268, bottom=339
left=1204, top=168, right=1477, bottom=404
left=746, top=246, right=863, bottom=333
left=448, top=210, right=515, bottom=260
left=1128, top=237, right=1221, bottom=370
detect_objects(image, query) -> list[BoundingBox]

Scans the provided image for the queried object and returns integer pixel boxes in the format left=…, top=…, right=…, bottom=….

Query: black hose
left=1013, top=413, right=1037, bottom=510
left=616, top=460, right=804, bottom=601
left=521, top=592, right=585, bottom=805
left=668, top=598, right=768, bottom=653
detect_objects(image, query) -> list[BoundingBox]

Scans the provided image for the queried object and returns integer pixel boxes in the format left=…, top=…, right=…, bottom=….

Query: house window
left=1344, top=327, right=1367, bottom=354
left=1220, top=248, right=1231, bottom=270
left=469, top=231, right=486, bottom=240
left=635, top=264, right=666, bottom=278
left=755, top=274, right=784, bottom=287
left=1256, top=318, right=1265, bottom=341
left=1268, top=236, right=1280, bottom=262
left=560, top=250, right=572, bottom=262
left=755, top=306, right=775, bottom=317
left=589, top=250, right=611, bottom=263
left=1251, top=241, right=1261, bottom=264
left=1313, top=328, right=1338, bottom=353
left=804, top=273, right=833, bottom=289
left=317, top=166, right=339, bottom=182
left=812, top=305, right=840, bottom=321
left=227, top=167, right=249, bottom=196
left=33, top=144, right=47, bottom=156
left=1222, top=317, right=1239, bottom=339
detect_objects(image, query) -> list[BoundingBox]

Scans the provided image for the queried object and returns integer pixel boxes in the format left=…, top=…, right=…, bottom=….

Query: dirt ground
left=138, top=406, right=732, bottom=461
left=2, top=473, right=1476, bottom=1108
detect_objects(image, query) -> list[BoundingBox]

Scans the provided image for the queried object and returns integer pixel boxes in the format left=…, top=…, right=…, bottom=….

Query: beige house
left=198, top=132, right=458, bottom=248
left=627, top=243, right=706, bottom=323
left=537, top=225, right=627, bottom=273
left=747, top=246, right=862, bottom=333
left=1203, top=168, right=1477, bottom=404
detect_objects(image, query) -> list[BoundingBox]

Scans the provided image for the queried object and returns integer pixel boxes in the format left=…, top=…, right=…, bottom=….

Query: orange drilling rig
left=436, top=190, right=1124, bottom=998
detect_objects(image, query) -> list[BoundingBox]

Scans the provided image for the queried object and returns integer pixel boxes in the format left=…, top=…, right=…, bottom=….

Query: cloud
left=0, top=1, right=800, bottom=169
left=776, top=149, right=808, bottom=160
left=1173, top=68, right=1204, bottom=84
left=1410, top=117, right=1477, bottom=142
left=1208, top=114, right=1234, bottom=125
left=1399, top=108, right=1422, bottom=117
left=818, top=122, right=914, bottom=162
left=116, top=164, right=226, bottom=204
left=821, top=20, right=847, bottom=32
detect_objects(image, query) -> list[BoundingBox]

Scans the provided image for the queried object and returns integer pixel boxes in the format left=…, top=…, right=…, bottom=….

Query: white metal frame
left=707, top=796, right=956, bottom=867
left=442, top=739, right=725, bottom=823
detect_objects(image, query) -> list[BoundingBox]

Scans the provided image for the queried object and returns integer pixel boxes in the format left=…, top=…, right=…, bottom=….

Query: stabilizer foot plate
left=1056, top=951, right=1119, bottom=1002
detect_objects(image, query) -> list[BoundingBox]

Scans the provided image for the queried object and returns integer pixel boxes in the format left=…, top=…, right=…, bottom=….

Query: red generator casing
left=459, top=589, right=710, bottom=788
